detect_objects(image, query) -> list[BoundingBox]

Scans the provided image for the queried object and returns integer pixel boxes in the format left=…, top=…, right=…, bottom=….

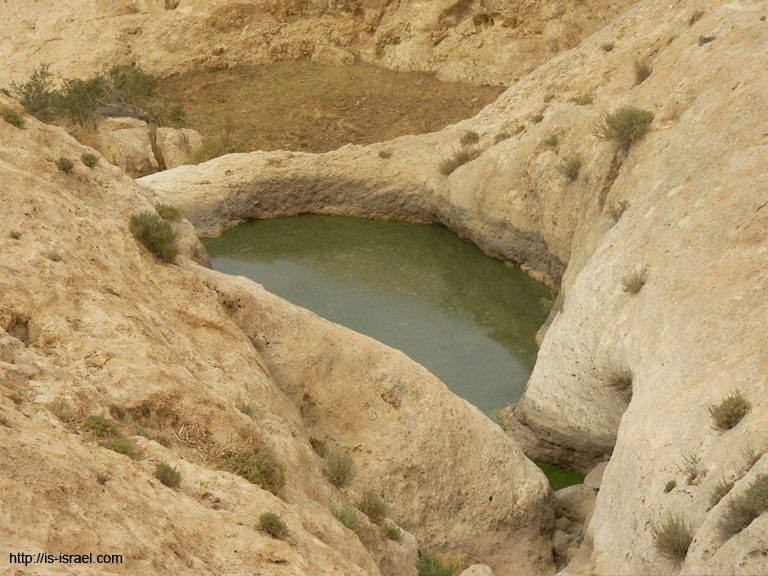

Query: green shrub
left=438, top=148, right=479, bottom=176
left=664, top=479, right=677, bottom=493
left=358, top=490, right=387, bottom=525
left=651, top=514, right=692, bottom=562
left=331, top=503, right=363, bottom=533
left=621, top=266, right=648, bottom=294
left=2, top=107, right=24, bottom=128
left=719, top=474, right=768, bottom=537
left=0, top=87, right=9, bottom=96
left=601, top=42, right=615, bottom=52
left=238, top=402, right=256, bottom=417
left=155, top=462, right=181, bottom=489
left=594, top=107, right=654, bottom=149
left=103, top=438, right=135, bottom=458
left=154, top=203, right=183, bottom=222
left=709, top=390, right=751, bottom=430
left=677, top=451, right=703, bottom=485
left=543, top=134, right=559, bottom=148
left=55, top=157, right=74, bottom=173
left=221, top=446, right=286, bottom=493
left=561, top=157, right=581, bottom=181
left=460, top=131, right=479, bottom=146
left=494, top=132, right=510, bottom=143
left=531, top=113, right=544, bottom=124
left=416, top=554, right=463, bottom=576
left=129, top=211, right=179, bottom=263
left=709, top=476, right=734, bottom=509
left=57, top=74, right=110, bottom=124
left=81, top=152, right=99, bottom=168
left=382, top=521, right=402, bottom=541
left=634, top=59, right=652, bottom=85
left=569, top=93, right=594, bottom=106
left=83, top=415, right=120, bottom=438
left=11, top=64, right=57, bottom=121
left=326, top=447, right=355, bottom=487
left=309, top=437, right=327, bottom=457
left=259, top=512, right=289, bottom=539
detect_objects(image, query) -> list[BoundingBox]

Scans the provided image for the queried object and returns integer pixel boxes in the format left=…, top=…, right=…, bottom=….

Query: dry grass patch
left=155, top=462, right=181, bottom=489
left=651, top=514, right=692, bottom=562
left=621, top=266, right=648, bottom=294
left=326, top=447, right=355, bottom=487
left=438, top=148, right=480, bottom=176
left=595, top=107, right=654, bottom=149
left=719, top=474, right=768, bottom=537
left=709, top=390, right=751, bottom=430
left=259, top=512, right=289, bottom=539
left=220, top=445, right=286, bottom=494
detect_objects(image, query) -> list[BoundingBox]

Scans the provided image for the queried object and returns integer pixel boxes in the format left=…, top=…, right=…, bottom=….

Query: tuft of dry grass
left=595, top=107, right=654, bottom=149
left=438, top=148, right=480, bottom=176
left=709, top=390, right=751, bottom=430
left=651, top=514, right=692, bottom=562
left=621, top=266, right=648, bottom=294
left=634, top=59, right=652, bottom=85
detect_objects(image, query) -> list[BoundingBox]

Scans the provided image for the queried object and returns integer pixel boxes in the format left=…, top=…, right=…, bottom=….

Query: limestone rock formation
left=95, top=116, right=159, bottom=178
left=156, top=127, right=204, bottom=169
left=1, top=92, right=554, bottom=575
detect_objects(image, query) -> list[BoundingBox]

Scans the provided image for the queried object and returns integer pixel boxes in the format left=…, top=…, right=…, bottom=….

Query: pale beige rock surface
left=95, top=116, right=159, bottom=177
left=156, top=127, right=204, bottom=169
left=459, top=565, right=494, bottom=576
left=0, top=93, right=554, bottom=575
left=140, top=0, right=768, bottom=573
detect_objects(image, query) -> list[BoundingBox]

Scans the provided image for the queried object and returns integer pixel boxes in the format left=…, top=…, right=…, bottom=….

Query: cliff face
left=0, top=0, right=634, bottom=87
left=140, top=0, right=768, bottom=573
left=0, top=93, right=554, bottom=574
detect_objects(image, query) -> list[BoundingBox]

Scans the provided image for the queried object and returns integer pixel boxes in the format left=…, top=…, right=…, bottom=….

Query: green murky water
left=202, top=215, right=550, bottom=419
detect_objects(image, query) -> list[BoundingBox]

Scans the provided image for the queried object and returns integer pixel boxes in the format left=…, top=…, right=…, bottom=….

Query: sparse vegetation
left=2, top=107, right=24, bottom=128
left=531, top=113, right=544, bottom=124
left=416, top=553, right=467, bottom=576
left=81, top=151, right=99, bottom=168
left=96, top=472, right=110, bottom=485
left=677, top=451, right=704, bottom=485
left=238, top=402, right=257, bottom=417
left=0, top=87, right=9, bottom=96
left=561, top=157, right=582, bottom=181
left=709, top=476, right=734, bottom=509
left=621, top=266, right=648, bottom=294
left=48, top=397, right=79, bottom=424
left=601, top=42, right=615, bottom=52
left=709, top=390, right=751, bottom=430
left=698, top=35, right=715, bottom=45
left=103, top=438, right=135, bottom=458
left=309, top=437, right=327, bottom=457
left=47, top=252, right=62, bottom=262
left=634, top=59, right=652, bottom=85
left=665, top=480, right=677, bottom=493
left=259, top=512, right=289, bottom=539
left=378, top=149, right=392, bottom=159
left=736, top=444, right=765, bottom=478
left=155, top=462, right=182, bottom=489
left=534, top=461, right=585, bottom=490
left=358, top=490, right=387, bottom=525
left=609, top=200, right=629, bottom=221
left=543, top=133, right=559, bottom=148
left=460, top=130, right=479, bottom=146
left=438, top=148, right=480, bottom=175
left=719, top=474, right=768, bottom=537
left=595, top=107, right=654, bottom=149
left=154, top=203, right=183, bottom=222
left=494, top=132, right=510, bottom=143
left=382, top=521, right=402, bottom=541
left=129, top=211, right=179, bottom=263
left=55, top=157, right=74, bottom=173
left=221, top=446, right=286, bottom=493
left=83, top=414, right=120, bottom=437
left=689, top=10, right=704, bottom=26
left=326, top=447, right=355, bottom=487
left=569, top=93, right=594, bottom=106
left=607, top=369, right=633, bottom=392
left=123, top=417, right=170, bottom=446
left=9, top=230, right=21, bottom=240
left=651, top=513, right=692, bottom=562
left=331, top=503, right=363, bottom=533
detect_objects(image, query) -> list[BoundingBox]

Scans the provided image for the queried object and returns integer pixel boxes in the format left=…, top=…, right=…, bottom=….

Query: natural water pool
left=202, top=215, right=550, bottom=420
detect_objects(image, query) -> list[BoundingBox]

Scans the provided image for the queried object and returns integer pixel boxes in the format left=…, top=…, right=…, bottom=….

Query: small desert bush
left=47, top=251, right=62, bottom=262
left=664, top=479, right=677, bottom=493
left=83, top=414, right=120, bottom=437
left=561, top=157, right=582, bottom=181
left=601, top=42, right=615, bottom=52
left=438, top=148, right=479, bottom=176
left=155, top=462, right=181, bottom=489
left=326, top=447, right=355, bottom=487
left=677, top=451, right=704, bottom=485
left=238, top=402, right=257, bottom=417
left=494, top=132, right=510, bottom=143
left=634, top=59, right=652, bottom=85
left=154, top=203, right=183, bottom=222
left=709, top=476, right=734, bottom=509
left=736, top=444, right=765, bottom=478
left=607, top=369, right=632, bottom=391
left=103, top=437, right=135, bottom=458
left=11, top=63, right=57, bottom=121
left=709, top=390, right=751, bottom=430
left=2, top=107, right=23, bottom=128
left=358, top=490, right=387, bottom=525
left=543, top=133, right=559, bottom=148
left=221, top=446, right=286, bottom=493
left=55, top=157, right=74, bottom=173
left=609, top=200, right=629, bottom=221
left=594, top=107, right=654, bottom=149
left=621, top=266, right=648, bottom=294
left=460, top=130, right=479, bottom=146
left=129, top=211, right=179, bottom=263
left=382, top=521, right=402, bottom=541
left=331, top=503, right=363, bottom=533
left=9, top=230, right=21, bottom=240
left=531, top=113, right=544, bottom=124
left=81, top=151, right=99, bottom=168
left=259, top=512, right=289, bottom=539
left=651, top=513, right=692, bottom=562
left=309, top=437, right=327, bottom=457
left=570, top=93, right=594, bottom=106
left=719, top=474, right=768, bottom=537
left=417, top=553, right=466, bottom=576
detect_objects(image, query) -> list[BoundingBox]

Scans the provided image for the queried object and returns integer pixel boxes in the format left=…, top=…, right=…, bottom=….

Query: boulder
left=584, top=462, right=608, bottom=491
left=156, top=127, right=203, bottom=169
left=459, top=565, right=494, bottom=576
left=554, top=484, right=596, bottom=526
left=95, top=116, right=159, bottom=178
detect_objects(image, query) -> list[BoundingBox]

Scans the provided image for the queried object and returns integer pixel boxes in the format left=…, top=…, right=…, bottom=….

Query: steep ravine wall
left=141, top=0, right=768, bottom=573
